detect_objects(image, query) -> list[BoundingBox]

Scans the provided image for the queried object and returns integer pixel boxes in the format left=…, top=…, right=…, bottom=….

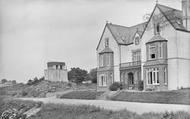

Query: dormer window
left=105, top=38, right=109, bottom=47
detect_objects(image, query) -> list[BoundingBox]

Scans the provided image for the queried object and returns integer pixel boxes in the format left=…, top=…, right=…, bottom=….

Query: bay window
left=147, top=68, right=159, bottom=85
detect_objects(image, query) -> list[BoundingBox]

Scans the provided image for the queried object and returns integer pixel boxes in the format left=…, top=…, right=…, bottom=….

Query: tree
left=88, top=68, right=97, bottom=83
left=68, top=67, right=88, bottom=84
left=12, top=80, right=17, bottom=84
left=39, top=76, right=45, bottom=81
left=27, top=79, right=33, bottom=85
left=1, top=79, right=7, bottom=84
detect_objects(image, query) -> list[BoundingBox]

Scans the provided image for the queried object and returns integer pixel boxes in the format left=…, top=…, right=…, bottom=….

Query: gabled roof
left=96, top=22, right=147, bottom=50
left=146, top=34, right=167, bottom=44
left=107, top=22, right=147, bottom=45
left=99, top=47, right=113, bottom=54
left=157, top=4, right=188, bottom=32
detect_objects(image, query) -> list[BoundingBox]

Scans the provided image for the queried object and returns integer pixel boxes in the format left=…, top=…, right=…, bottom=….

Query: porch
left=120, top=61, right=141, bottom=90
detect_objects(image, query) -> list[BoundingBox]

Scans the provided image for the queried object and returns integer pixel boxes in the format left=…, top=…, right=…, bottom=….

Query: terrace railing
left=120, top=61, right=141, bottom=69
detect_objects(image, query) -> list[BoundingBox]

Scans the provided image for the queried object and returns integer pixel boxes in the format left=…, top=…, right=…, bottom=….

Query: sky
left=0, top=0, right=181, bottom=83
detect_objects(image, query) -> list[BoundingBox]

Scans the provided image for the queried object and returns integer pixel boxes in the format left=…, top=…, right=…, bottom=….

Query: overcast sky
left=0, top=0, right=180, bottom=83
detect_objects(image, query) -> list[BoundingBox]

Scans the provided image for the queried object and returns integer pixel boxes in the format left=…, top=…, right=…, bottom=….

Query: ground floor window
left=164, top=67, right=167, bottom=85
left=147, top=68, right=159, bottom=85
left=99, top=74, right=107, bottom=86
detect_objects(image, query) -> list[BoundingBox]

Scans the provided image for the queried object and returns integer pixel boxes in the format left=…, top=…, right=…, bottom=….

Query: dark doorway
left=128, top=72, right=134, bottom=85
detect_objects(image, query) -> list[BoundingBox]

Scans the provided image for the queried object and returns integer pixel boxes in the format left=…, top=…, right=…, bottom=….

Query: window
left=99, top=53, right=112, bottom=67
left=164, top=67, right=167, bottom=85
left=156, top=24, right=160, bottom=34
left=134, top=36, right=140, bottom=45
left=56, top=65, right=58, bottom=69
left=132, top=50, right=141, bottom=61
left=149, top=44, right=157, bottom=60
left=110, top=73, right=113, bottom=84
left=60, top=65, right=62, bottom=70
left=147, top=68, right=159, bottom=85
left=158, top=43, right=163, bottom=58
left=154, top=23, right=160, bottom=35
left=99, top=75, right=107, bottom=86
left=105, top=38, right=109, bottom=47
left=99, top=54, right=103, bottom=67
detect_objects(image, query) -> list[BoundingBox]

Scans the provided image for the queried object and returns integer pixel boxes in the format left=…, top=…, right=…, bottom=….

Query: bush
left=109, top=82, right=123, bottom=91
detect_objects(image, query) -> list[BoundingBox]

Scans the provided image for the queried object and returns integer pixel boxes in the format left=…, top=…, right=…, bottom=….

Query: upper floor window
left=132, top=50, right=141, bottom=62
left=148, top=44, right=157, bottom=60
left=158, top=42, right=163, bottom=58
left=99, top=53, right=113, bottom=67
left=134, top=36, right=140, bottom=45
left=105, top=38, right=109, bottom=47
left=154, top=23, right=160, bottom=35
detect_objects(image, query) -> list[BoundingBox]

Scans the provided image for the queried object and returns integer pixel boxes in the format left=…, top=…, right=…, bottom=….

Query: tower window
left=148, top=44, right=156, bottom=60
left=151, top=54, right=155, bottom=59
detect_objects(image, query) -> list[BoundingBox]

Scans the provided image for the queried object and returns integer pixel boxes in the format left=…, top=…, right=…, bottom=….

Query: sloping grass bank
left=1, top=96, right=190, bottom=119
left=111, top=89, right=190, bottom=105
left=59, top=90, right=104, bottom=100
left=29, top=103, right=190, bottom=119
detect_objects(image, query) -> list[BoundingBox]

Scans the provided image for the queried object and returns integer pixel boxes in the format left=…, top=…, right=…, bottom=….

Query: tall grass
left=28, top=103, right=190, bottom=119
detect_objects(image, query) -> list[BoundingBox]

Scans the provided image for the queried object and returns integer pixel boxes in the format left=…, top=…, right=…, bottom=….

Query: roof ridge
left=128, top=22, right=147, bottom=28
left=107, top=23, right=129, bottom=29
left=157, top=4, right=181, bottom=12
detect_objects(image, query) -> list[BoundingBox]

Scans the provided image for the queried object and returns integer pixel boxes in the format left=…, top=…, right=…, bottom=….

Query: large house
left=96, top=0, right=190, bottom=91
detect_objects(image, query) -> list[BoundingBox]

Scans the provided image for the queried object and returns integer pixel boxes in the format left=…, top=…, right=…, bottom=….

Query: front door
left=128, top=72, right=134, bottom=89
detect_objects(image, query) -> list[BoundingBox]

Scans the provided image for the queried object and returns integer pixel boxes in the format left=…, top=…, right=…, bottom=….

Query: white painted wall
left=141, top=7, right=183, bottom=90
left=97, top=26, right=120, bottom=82
left=120, top=35, right=141, bottom=64
left=176, top=31, right=190, bottom=89
left=44, top=69, right=68, bottom=82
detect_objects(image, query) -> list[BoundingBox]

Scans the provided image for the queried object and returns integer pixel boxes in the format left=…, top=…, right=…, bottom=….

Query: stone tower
left=44, top=62, right=68, bottom=82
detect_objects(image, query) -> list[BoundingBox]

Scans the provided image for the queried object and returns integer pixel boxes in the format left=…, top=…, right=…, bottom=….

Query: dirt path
left=20, top=97, right=190, bottom=114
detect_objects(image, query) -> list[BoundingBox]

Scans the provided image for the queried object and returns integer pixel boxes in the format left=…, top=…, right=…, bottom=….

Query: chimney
left=182, top=0, right=190, bottom=31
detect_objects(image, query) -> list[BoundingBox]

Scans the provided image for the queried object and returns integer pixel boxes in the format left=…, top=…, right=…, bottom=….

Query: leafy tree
left=12, top=80, right=17, bottom=84
left=39, top=76, right=45, bottom=81
left=88, top=68, right=97, bottom=83
left=1, top=79, right=7, bottom=84
left=33, top=77, right=39, bottom=84
left=27, top=79, right=33, bottom=85
left=68, top=67, right=88, bottom=84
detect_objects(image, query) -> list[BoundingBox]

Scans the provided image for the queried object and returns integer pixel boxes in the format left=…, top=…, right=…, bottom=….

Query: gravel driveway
left=20, top=97, right=190, bottom=114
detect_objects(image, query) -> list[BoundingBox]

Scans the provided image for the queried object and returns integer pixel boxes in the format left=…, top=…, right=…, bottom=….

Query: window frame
left=99, top=74, right=107, bottom=87
left=148, top=44, right=157, bottom=60
left=147, top=68, right=159, bottom=85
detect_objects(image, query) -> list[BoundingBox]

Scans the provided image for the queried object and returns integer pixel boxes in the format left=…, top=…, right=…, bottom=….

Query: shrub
left=109, top=82, right=123, bottom=91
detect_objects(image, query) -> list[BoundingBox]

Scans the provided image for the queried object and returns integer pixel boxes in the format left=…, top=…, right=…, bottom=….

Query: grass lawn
left=29, top=103, right=190, bottom=119
left=60, top=90, right=104, bottom=100
left=0, top=96, right=190, bottom=119
left=111, top=88, right=190, bottom=105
